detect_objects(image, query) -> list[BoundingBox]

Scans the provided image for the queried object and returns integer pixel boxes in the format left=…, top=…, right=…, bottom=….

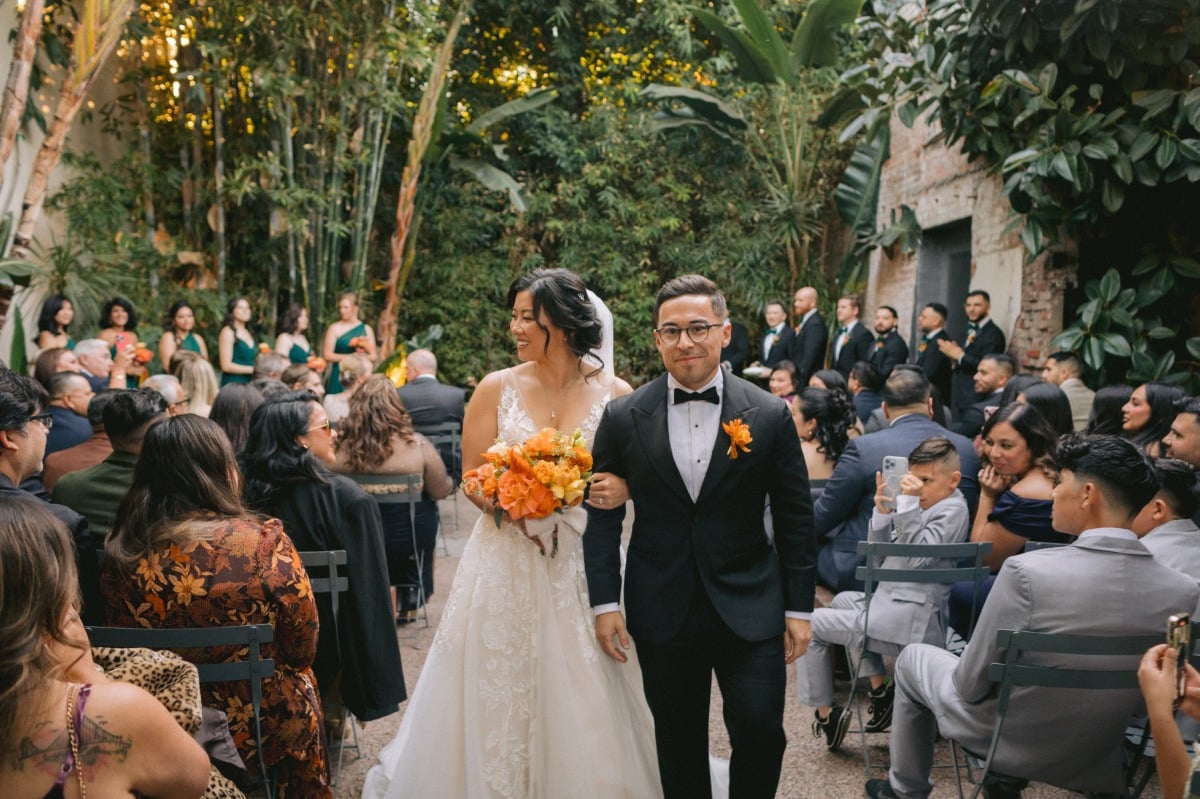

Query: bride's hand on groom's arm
left=596, top=611, right=631, bottom=663
left=587, top=472, right=629, bottom=509
left=784, top=618, right=812, bottom=664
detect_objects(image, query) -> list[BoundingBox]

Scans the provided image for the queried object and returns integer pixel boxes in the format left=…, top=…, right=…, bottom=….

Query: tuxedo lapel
left=632, top=375, right=693, bottom=505
left=697, top=377, right=759, bottom=500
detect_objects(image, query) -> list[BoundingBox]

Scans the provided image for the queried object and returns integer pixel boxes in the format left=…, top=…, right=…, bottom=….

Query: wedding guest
left=1135, top=458, right=1200, bottom=580
left=830, top=293, right=874, bottom=379
left=0, top=497, right=210, bottom=799
left=794, top=386, right=857, bottom=504
left=218, top=296, right=257, bottom=385
left=158, top=300, right=208, bottom=370
left=43, top=390, right=118, bottom=492
left=769, top=360, right=801, bottom=405
left=323, top=292, right=377, bottom=393
left=1086, top=384, right=1132, bottom=435
left=789, top=286, right=829, bottom=383
left=43, top=373, right=95, bottom=457
left=171, top=349, right=218, bottom=418
left=399, top=348, right=465, bottom=479
left=849, top=361, right=884, bottom=424
left=253, top=350, right=289, bottom=382
left=275, top=302, right=314, bottom=364
left=322, top=352, right=372, bottom=427
left=33, top=346, right=81, bottom=389
left=143, top=373, right=190, bottom=415
left=209, top=382, right=264, bottom=456
left=996, top=373, right=1041, bottom=409
left=1015, top=379, right=1074, bottom=437
left=282, top=362, right=325, bottom=399
left=1138, top=644, right=1200, bottom=799
left=334, top=375, right=453, bottom=623
left=759, top=298, right=794, bottom=369
left=868, top=305, right=909, bottom=378
left=76, top=338, right=133, bottom=392
left=36, top=293, right=74, bottom=351
left=1040, top=351, right=1094, bottom=431
left=938, top=289, right=1007, bottom=418
left=102, top=414, right=330, bottom=797
left=1124, top=381, right=1186, bottom=457
left=97, top=296, right=144, bottom=387
left=810, top=368, right=849, bottom=392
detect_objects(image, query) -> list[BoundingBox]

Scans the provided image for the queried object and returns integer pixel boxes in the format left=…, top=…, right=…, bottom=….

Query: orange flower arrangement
left=258, top=343, right=271, bottom=353
left=723, top=419, right=753, bottom=460
left=133, top=342, right=155, bottom=364
left=461, top=428, right=594, bottom=556
left=349, top=336, right=368, bottom=352
left=306, top=355, right=327, bottom=371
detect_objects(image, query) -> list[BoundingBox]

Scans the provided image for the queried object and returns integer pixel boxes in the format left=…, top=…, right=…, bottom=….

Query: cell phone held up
left=1169, top=612, right=1191, bottom=710
left=881, top=456, right=908, bottom=505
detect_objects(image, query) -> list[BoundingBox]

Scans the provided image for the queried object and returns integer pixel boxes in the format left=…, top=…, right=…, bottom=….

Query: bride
left=361, top=268, right=663, bottom=798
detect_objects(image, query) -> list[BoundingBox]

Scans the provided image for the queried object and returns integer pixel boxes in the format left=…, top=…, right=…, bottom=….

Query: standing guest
left=951, top=353, right=1014, bottom=438
left=1041, top=350, right=1094, bottom=431
left=398, top=348, right=466, bottom=479
left=158, top=300, right=208, bottom=370
left=868, top=434, right=1199, bottom=799
left=101, top=414, right=331, bottom=798
left=1135, top=458, right=1200, bottom=580
left=43, top=372, right=94, bottom=457
left=35, top=293, right=74, bottom=351
left=721, top=318, right=749, bottom=376
left=1124, top=381, right=1186, bottom=457
left=849, top=361, right=884, bottom=425
left=1014, top=379, right=1074, bottom=437
left=869, top=305, right=909, bottom=379
left=218, top=297, right=257, bottom=385
left=323, top=292, right=377, bottom=393
left=0, top=498, right=210, bottom=799
left=790, top=286, right=829, bottom=384
left=334, top=375, right=453, bottom=623
left=937, top=289, right=1007, bottom=418
left=794, top=386, right=857, bottom=504
left=275, top=302, right=314, bottom=364
left=33, top=346, right=81, bottom=389
left=829, top=293, right=874, bottom=379
left=1086, top=384, right=1133, bottom=435
left=54, top=389, right=168, bottom=535
left=171, top=349, right=219, bottom=418
left=1165, top=397, right=1200, bottom=470
left=144, top=373, right=190, bottom=415
left=97, top=296, right=144, bottom=388
left=768, top=360, right=801, bottom=405
left=282, top=362, right=325, bottom=399
left=76, top=337, right=132, bottom=392
left=912, top=302, right=953, bottom=404
left=43, top=390, right=119, bottom=492
left=759, top=298, right=794, bottom=369
left=241, top=392, right=406, bottom=730
left=210, top=383, right=264, bottom=456
left=322, top=352, right=372, bottom=427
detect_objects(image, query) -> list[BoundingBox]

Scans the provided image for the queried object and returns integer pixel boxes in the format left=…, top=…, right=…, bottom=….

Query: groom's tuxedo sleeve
left=583, top=403, right=628, bottom=608
left=764, top=400, right=818, bottom=614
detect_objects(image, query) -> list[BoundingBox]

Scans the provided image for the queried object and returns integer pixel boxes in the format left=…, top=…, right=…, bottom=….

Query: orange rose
left=571, top=445, right=593, bottom=472
left=497, top=469, right=556, bottom=519
left=258, top=343, right=271, bottom=353
left=507, top=446, right=533, bottom=476
left=524, top=428, right=559, bottom=458
left=722, top=419, right=753, bottom=460
left=532, top=459, right=557, bottom=485
left=462, top=474, right=481, bottom=496
left=307, top=356, right=327, bottom=371
left=134, top=346, right=155, bottom=364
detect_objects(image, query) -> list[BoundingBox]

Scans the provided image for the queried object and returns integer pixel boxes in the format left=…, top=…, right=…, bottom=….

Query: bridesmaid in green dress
left=97, top=297, right=144, bottom=388
left=275, top=303, right=313, bottom=365
left=322, top=292, right=376, bottom=393
left=35, top=294, right=74, bottom=351
left=158, top=301, right=209, bottom=371
left=218, top=297, right=257, bottom=385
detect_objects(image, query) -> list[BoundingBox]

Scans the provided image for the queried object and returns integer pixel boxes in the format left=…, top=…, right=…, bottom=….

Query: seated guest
left=54, top=389, right=168, bottom=535
left=33, top=345, right=81, bottom=389
left=1013, top=379, right=1074, bottom=437
left=43, top=390, right=119, bottom=492
left=253, top=350, right=289, bottom=382
left=995, top=373, right=1041, bottom=409
left=398, top=348, right=466, bottom=478
left=209, top=382, right=264, bottom=456
left=768, top=360, right=801, bottom=405
left=241, top=392, right=406, bottom=727
left=101, top=414, right=330, bottom=797
left=281, top=362, right=326, bottom=400
left=809, top=368, right=848, bottom=392
left=143, top=373, right=190, bottom=415
left=802, top=438, right=968, bottom=751
left=44, top=372, right=95, bottom=457
left=171, top=349, right=219, bottom=418
left=867, top=435, right=1200, bottom=799
left=849, top=361, right=884, bottom=424
left=951, top=353, right=1013, bottom=438
left=1134, top=457, right=1200, bottom=581
left=250, top=376, right=290, bottom=401
left=0, top=497, right=210, bottom=799
left=1040, top=350, right=1094, bottom=431
left=334, top=375, right=453, bottom=623
left=1138, top=638, right=1200, bottom=799
left=1086, top=383, right=1132, bottom=435
left=322, top=352, right=372, bottom=427
left=1125, top=381, right=1186, bottom=457
left=794, top=386, right=857, bottom=503
left=75, top=337, right=132, bottom=392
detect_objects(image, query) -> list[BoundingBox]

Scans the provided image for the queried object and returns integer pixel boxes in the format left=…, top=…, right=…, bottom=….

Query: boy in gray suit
left=800, top=437, right=969, bottom=750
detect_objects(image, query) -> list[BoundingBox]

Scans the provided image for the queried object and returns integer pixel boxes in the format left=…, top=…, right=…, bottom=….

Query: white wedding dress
left=361, top=371, right=664, bottom=799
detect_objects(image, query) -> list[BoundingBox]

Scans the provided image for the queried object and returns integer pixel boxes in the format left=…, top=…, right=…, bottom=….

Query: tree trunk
left=212, top=80, right=227, bottom=297
left=0, top=0, right=46, bottom=197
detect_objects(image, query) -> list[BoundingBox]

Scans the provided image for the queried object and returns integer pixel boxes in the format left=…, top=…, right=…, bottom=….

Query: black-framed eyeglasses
left=653, top=322, right=723, bottom=345
left=28, top=412, right=53, bottom=430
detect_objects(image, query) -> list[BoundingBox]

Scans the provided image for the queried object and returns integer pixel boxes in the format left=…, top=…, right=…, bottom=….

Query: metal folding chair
left=849, top=539, right=993, bottom=774
left=1021, top=540, right=1069, bottom=553
left=355, top=472, right=429, bottom=643
left=414, top=421, right=463, bottom=554
left=952, top=628, right=1161, bottom=799
left=87, top=623, right=277, bottom=798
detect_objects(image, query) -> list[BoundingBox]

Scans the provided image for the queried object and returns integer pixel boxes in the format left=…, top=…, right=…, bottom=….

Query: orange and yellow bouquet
left=461, top=427, right=594, bottom=557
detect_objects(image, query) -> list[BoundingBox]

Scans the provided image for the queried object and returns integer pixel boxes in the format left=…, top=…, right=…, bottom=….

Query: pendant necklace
left=537, top=366, right=581, bottom=425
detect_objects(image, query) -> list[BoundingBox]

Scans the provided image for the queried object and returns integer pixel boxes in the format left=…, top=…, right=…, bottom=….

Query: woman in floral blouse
left=100, top=414, right=330, bottom=798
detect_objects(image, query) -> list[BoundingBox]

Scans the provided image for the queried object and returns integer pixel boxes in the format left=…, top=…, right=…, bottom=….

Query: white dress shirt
left=833, top=319, right=859, bottom=363
left=666, top=372, right=723, bottom=502
left=762, top=326, right=783, bottom=361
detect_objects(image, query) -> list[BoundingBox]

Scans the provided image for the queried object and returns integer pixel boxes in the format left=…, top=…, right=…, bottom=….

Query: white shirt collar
left=666, top=369, right=723, bottom=399
left=924, top=327, right=944, bottom=338
left=800, top=309, right=818, bottom=324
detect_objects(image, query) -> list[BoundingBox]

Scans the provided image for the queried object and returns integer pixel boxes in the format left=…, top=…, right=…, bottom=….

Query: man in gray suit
left=1041, top=351, right=1094, bottom=432
left=800, top=437, right=969, bottom=750
left=1136, top=457, right=1200, bottom=583
left=866, top=435, right=1200, bottom=799
left=815, top=367, right=980, bottom=591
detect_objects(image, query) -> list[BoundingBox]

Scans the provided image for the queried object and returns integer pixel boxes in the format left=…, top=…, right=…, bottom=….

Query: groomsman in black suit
left=585, top=274, right=816, bottom=799
left=937, top=290, right=1007, bottom=417
left=760, top=299, right=793, bottom=368
left=868, top=305, right=909, bottom=379
left=913, top=302, right=953, bottom=403
left=721, top=319, right=749, bottom=376
left=829, top=293, right=875, bottom=379
left=789, top=286, right=828, bottom=384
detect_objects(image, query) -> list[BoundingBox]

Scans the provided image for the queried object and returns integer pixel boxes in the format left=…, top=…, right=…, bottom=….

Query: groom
left=584, top=274, right=817, bottom=799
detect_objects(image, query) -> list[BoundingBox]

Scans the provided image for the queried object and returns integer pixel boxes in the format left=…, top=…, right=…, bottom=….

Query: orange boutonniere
left=722, top=419, right=752, bottom=460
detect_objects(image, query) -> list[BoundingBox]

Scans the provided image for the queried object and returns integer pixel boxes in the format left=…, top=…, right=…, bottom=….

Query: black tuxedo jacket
left=584, top=374, right=816, bottom=645
left=950, top=320, right=1006, bottom=412
left=761, top=325, right=794, bottom=368
left=721, top=321, right=749, bottom=376
left=952, top=390, right=1003, bottom=438
left=914, top=329, right=953, bottom=404
left=789, top=312, right=829, bottom=383
left=868, top=330, right=909, bottom=378
left=830, top=322, right=875, bottom=378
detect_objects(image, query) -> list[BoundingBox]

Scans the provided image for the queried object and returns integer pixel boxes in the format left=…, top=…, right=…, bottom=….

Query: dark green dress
left=222, top=332, right=256, bottom=385
left=326, top=322, right=366, bottom=393
left=179, top=331, right=203, bottom=355
left=288, top=342, right=311, bottom=365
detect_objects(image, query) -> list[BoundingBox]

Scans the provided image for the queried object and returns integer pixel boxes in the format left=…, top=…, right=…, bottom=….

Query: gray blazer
left=1059, top=378, right=1095, bottom=432
left=864, top=490, right=969, bottom=649
left=1143, top=519, right=1200, bottom=584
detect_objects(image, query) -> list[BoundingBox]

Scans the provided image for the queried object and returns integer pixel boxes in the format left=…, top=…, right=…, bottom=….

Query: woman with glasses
left=240, top=392, right=406, bottom=739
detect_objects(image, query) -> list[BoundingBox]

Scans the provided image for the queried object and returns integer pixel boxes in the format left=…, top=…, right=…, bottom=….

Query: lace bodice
left=495, top=369, right=608, bottom=447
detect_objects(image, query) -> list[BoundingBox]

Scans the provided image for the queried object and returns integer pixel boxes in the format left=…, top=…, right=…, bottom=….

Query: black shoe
left=864, top=778, right=901, bottom=798
left=396, top=610, right=416, bottom=627
left=865, top=680, right=895, bottom=733
left=812, top=705, right=851, bottom=751
left=982, top=775, right=1026, bottom=799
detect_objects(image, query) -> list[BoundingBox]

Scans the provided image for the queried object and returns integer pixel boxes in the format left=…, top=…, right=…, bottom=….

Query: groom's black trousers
left=634, top=586, right=787, bottom=799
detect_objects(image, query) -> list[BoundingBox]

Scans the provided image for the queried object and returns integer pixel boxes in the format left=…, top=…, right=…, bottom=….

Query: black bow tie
left=674, top=387, right=719, bottom=405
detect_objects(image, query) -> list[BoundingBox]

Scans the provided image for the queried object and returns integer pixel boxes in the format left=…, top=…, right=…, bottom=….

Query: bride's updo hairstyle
left=507, top=268, right=604, bottom=376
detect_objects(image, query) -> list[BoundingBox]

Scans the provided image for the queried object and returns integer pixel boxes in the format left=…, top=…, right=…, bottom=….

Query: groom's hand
left=784, top=618, right=812, bottom=663
left=596, top=611, right=630, bottom=663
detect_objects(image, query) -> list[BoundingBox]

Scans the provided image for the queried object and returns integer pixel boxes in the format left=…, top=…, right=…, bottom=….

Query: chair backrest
left=1022, top=540, right=1069, bottom=553
left=414, top=421, right=462, bottom=479
left=299, top=549, right=349, bottom=618
left=87, top=623, right=276, bottom=794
